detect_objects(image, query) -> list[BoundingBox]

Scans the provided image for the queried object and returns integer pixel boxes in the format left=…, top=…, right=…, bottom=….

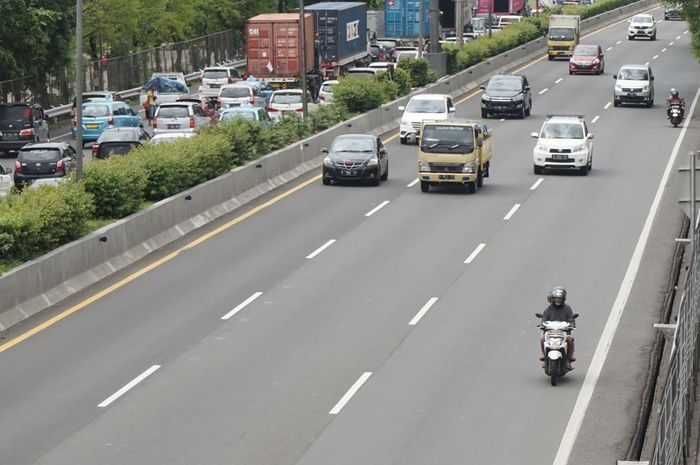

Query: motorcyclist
left=666, top=88, right=685, bottom=119
left=539, top=287, right=576, bottom=369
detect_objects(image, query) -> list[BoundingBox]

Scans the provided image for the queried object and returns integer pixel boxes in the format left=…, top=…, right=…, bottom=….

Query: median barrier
left=0, top=0, right=660, bottom=332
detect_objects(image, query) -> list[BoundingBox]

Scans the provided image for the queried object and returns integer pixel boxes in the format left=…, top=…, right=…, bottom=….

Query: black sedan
left=480, top=74, right=532, bottom=119
left=14, top=141, right=77, bottom=188
left=92, top=127, right=151, bottom=159
left=322, top=134, right=389, bottom=186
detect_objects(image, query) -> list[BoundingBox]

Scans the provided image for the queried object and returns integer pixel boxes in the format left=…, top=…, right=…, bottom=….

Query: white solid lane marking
left=98, top=365, right=161, bottom=408
left=306, top=240, right=336, bottom=260
left=653, top=54, right=659, bottom=59
left=407, top=178, right=419, bottom=188
left=591, top=115, right=600, bottom=123
left=539, top=88, right=549, bottom=95
left=604, top=102, right=612, bottom=109
left=329, top=372, right=372, bottom=415
left=555, top=78, right=563, bottom=84
left=464, top=243, right=486, bottom=264
left=409, top=297, right=439, bottom=325
left=529, top=178, right=544, bottom=190
left=552, top=81, right=700, bottom=465
left=662, top=48, right=667, bottom=52
left=365, top=200, right=390, bottom=217
left=503, top=204, right=521, bottom=220
left=616, top=40, right=622, bottom=45
left=221, top=291, right=264, bottom=320
left=606, top=46, right=613, bottom=51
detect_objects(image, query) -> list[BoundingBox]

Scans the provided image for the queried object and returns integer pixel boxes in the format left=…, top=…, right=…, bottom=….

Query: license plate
left=210, top=84, right=221, bottom=88
left=341, top=170, right=356, bottom=176
left=167, top=124, right=180, bottom=129
left=439, top=174, right=455, bottom=180
left=627, top=92, right=636, bottom=97
left=552, top=154, right=568, bottom=160
left=86, top=124, right=99, bottom=129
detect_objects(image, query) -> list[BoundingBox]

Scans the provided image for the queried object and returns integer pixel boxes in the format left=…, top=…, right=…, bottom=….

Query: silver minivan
left=613, top=64, right=654, bottom=108
left=154, top=102, right=210, bottom=134
left=199, top=67, right=241, bottom=97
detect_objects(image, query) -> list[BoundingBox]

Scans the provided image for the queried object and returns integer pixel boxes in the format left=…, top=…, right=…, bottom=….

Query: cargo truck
left=547, top=15, right=580, bottom=60
left=417, top=119, right=493, bottom=194
left=476, top=0, right=525, bottom=16
left=384, top=0, right=430, bottom=39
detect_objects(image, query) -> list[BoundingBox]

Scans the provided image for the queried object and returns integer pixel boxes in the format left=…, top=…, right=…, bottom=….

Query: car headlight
left=418, top=160, right=430, bottom=172
left=513, top=94, right=524, bottom=101
left=482, top=94, right=491, bottom=101
left=573, top=144, right=586, bottom=152
left=643, top=85, right=649, bottom=92
left=323, top=156, right=333, bottom=167
left=615, top=85, right=623, bottom=92
left=536, top=145, right=547, bottom=152
left=462, top=162, right=476, bottom=173
left=366, top=157, right=379, bottom=167
left=592, top=58, right=599, bottom=64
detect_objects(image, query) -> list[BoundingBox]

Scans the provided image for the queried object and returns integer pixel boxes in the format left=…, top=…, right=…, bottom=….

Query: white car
left=267, top=90, right=317, bottom=120
left=217, top=84, right=266, bottom=109
left=628, top=14, right=657, bottom=40
left=368, top=62, right=395, bottom=71
left=398, top=94, right=456, bottom=144
left=0, top=164, right=13, bottom=196
left=199, top=67, right=241, bottom=97
left=150, top=132, right=197, bottom=145
left=318, top=80, right=339, bottom=105
left=497, top=15, right=523, bottom=28
left=345, top=67, right=382, bottom=78
left=396, top=50, right=420, bottom=61
left=531, top=114, right=594, bottom=175
left=153, top=102, right=210, bottom=134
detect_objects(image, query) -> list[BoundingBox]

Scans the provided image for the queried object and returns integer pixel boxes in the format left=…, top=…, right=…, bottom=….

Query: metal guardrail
left=44, top=59, right=246, bottom=119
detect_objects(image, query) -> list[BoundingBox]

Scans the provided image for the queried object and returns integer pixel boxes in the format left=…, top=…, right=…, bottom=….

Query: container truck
left=547, top=15, right=580, bottom=60
left=384, top=0, right=430, bottom=39
left=476, top=0, right=525, bottom=16
left=305, top=2, right=370, bottom=80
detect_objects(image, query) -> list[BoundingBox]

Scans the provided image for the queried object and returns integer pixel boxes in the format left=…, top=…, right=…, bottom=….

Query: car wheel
left=400, top=137, right=406, bottom=145
left=652, top=33, right=656, bottom=40
left=420, top=180, right=429, bottom=192
left=569, top=70, right=573, bottom=75
left=322, top=177, right=331, bottom=185
left=614, top=99, right=620, bottom=107
left=481, top=109, right=488, bottom=118
left=371, top=175, right=380, bottom=186
left=534, top=164, right=543, bottom=175
left=579, top=164, right=589, bottom=176
left=588, top=156, right=593, bottom=171
left=525, top=102, right=531, bottom=117
left=647, top=98, right=654, bottom=108
left=381, top=161, right=389, bottom=181
left=628, top=36, right=633, bottom=40
left=519, top=105, right=526, bottom=119
left=548, top=55, right=554, bottom=61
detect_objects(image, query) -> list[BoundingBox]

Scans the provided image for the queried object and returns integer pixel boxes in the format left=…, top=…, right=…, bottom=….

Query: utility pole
left=299, top=0, right=308, bottom=118
left=75, top=0, right=84, bottom=180
left=455, top=0, right=464, bottom=47
left=418, top=0, right=425, bottom=58
left=429, top=0, right=440, bottom=53
left=489, top=0, right=493, bottom=38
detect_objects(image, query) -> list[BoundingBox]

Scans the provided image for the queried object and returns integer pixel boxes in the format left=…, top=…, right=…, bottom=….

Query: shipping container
left=305, top=2, right=369, bottom=70
left=476, top=0, right=525, bottom=15
left=384, top=0, right=430, bottom=38
left=246, top=13, right=315, bottom=82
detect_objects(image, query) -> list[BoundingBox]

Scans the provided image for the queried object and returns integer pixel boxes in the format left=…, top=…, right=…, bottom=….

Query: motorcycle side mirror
left=321, top=148, right=328, bottom=154
left=612, top=74, right=617, bottom=79
left=535, top=313, right=543, bottom=318
left=572, top=313, right=579, bottom=318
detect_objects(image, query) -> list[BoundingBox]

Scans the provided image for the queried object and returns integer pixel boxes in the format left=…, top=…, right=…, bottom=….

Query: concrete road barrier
left=0, top=0, right=658, bottom=332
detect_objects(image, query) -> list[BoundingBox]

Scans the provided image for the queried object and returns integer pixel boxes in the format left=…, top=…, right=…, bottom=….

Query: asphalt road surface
left=0, top=7, right=698, bottom=465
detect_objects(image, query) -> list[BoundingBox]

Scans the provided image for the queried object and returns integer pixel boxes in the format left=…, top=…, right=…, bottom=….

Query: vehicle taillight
left=56, top=159, right=65, bottom=173
left=108, top=115, right=114, bottom=125
left=19, top=128, right=35, bottom=137
left=189, top=115, right=195, bottom=128
left=295, top=108, right=304, bottom=112
left=92, top=145, right=99, bottom=155
left=268, top=107, right=279, bottom=112
left=14, top=160, right=22, bottom=174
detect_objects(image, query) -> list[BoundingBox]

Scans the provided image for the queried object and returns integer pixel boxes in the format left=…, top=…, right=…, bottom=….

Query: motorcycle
left=535, top=312, right=579, bottom=386
left=669, top=103, right=684, bottom=128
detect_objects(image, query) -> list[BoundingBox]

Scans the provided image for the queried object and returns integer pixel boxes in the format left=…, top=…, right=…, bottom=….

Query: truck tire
left=476, top=168, right=484, bottom=188
left=420, top=181, right=430, bottom=192
left=466, top=182, right=477, bottom=194
left=484, top=161, right=490, bottom=177
left=400, top=137, right=406, bottom=145
left=548, top=55, right=554, bottom=61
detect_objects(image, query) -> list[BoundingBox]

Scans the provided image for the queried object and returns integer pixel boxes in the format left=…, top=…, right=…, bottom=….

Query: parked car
left=267, top=90, right=318, bottom=121
left=199, top=67, right=241, bottom=97
left=219, top=107, right=272, bottom=126
left=322, top=134, right=389, bottom=186
left=75, top=99, right=144, bottom=144
left=150, top=132, right=197, bottom=145
left=613, top=64, right=654, bottom=107
left=0, top=103, right=50, bottom=153
left=153, top=101, right=210, bottom=134
left=14, top=141, right=77, bottom=188
left=28, top=177, right=67, bottom=189
left=318, top=80, right=339, bottom=105
left=531, top=114, right=594, bottom=175
left=480, top=74, right=532, bottom=119
left=628, top=14, right=657, bottom=40
left=399, top=94, right=456, bottom=144
left=217, top=84, right=267, bottom=109
left=569, top=44, right=605, bottom=75
left=91, top=127, right=151, bottom=159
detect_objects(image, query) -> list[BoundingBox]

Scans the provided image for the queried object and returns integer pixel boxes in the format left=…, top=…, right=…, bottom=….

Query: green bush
left=333, top=76, right=387, bottom=112
left=308, top=103, right=352, bottom=132
left=0, top=181, right=94, bottom=260
left=393, top=67, right=413, bottom=95
left=397, top=57, right=430, bottom=87
left=203, top=119, right=263, bottom=166
left=82, top=156, right=148, bottom=218
left=440, top=44, right=461, bottom=75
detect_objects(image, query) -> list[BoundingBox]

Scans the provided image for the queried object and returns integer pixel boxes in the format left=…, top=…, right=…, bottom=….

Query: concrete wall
left=0, top=0, right=658, bottom=331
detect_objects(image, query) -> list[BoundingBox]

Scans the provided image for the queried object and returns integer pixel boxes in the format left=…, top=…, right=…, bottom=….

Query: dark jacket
left=542, top=304, right=575, bottom=324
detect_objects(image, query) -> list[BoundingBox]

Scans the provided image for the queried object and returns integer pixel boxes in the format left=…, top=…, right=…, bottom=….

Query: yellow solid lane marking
left=0, top=174, right=321, bottom=354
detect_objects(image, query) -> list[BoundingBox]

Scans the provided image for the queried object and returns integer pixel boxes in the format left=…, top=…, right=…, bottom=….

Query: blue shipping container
left=384, top=0, right=430, bottom=38
left=305, top=2, right=368, bottom=67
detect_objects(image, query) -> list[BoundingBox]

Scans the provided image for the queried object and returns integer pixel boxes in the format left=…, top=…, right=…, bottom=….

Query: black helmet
left=671, top=88, right=679, bottom=98
left=547, top=287, right=567, bottom=306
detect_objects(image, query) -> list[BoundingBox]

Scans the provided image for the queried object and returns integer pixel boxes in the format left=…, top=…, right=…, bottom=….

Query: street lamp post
left=75, top=0, right=84, bottom=180
left=299, top=0, right=308, bottom=118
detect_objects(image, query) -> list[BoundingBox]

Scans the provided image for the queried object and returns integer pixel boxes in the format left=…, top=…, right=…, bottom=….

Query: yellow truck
left=547, top=15, right=580, bottom=60
left=417, top=119, right=492, bottom=193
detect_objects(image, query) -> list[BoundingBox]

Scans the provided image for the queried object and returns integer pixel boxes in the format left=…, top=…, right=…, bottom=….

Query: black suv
left=14, top=141, right=76, bottom=188
left=480, top=74, right=532, bottom=119
left=0, top=103, right=50, bottom=154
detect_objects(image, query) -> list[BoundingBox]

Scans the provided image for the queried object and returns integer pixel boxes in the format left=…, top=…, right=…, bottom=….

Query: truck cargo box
left=384, top=0, right=430, bottom=38
left=246, top=13, right=315, bottom=81
left=305, top=2, right=368, bottom=68
left=476, top=0, right=524, bottom=14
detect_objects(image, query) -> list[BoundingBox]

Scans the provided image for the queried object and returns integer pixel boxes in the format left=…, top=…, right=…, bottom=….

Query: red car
left=569, top=44, right=605, bottom=75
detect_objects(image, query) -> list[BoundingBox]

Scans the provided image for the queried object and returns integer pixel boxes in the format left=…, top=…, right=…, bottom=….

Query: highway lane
left=1, top=8, right=697, bottom=465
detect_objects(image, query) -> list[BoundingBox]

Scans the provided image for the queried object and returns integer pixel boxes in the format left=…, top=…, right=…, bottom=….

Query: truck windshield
left=420, top=125, right=474, bottom=154
left=549, top=27, right=575, bottom=40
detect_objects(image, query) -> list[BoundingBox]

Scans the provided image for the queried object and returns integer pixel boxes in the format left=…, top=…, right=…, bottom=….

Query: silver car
left=199, top=67, right=241, bottom=97
left=318, top=80, right=339, bottom=105
left=217, top=84, right=266, bottom=109
left=154, top=102, right=210, bottom=134
left=613, top=64, right=654, bottom=108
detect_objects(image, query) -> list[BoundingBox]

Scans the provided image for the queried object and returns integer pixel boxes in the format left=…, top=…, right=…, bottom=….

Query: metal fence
left=0, top=29, right=244, bottom=108
left=652, top=224, right=700, bottom=465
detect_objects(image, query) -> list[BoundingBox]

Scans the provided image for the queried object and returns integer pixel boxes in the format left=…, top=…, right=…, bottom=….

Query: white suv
left=398, top=94, right=456, bottom=144
left=531, top=114, right=594, bottom=175
left=628, top=14, right=657, bottom=40
left=153, top=102, right=210, bottom=134
left=199, top=67, right=241, bottom=97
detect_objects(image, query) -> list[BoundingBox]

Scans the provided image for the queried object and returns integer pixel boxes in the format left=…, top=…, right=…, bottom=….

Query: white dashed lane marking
left=407, top=178, right=419, bottom=188
left=530, top=178, right=544, bottom=190
left=662, top=48, right=667, bottom=52
left=653, top=55, right=659, bottom=59
left=591, top=115, right=600, bottom=123
left=539, top=88, right=549, bottom=95
left=604, top=102, right=612, bottom=109
left=306, top=240, right=336, bottom=259
left=221, top=292, right=264, bottom=320
left=365, top=200, right=390, bottom=217
left=464, top=243, right=486, bottom=264
left=409, top=297, right=439, bottom=325
left=616, top=40, right=621, bottom=45
left=329, top=372, right=372, bottom=415
left=555, top=78, right=563, bottom=84
left=606, top=46, right=613, bottom=51
left=503, top=204, right=521, bottom=221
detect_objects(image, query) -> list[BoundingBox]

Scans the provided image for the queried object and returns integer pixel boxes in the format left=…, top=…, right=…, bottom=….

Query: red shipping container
left=246, top=13, right=315, bottom=81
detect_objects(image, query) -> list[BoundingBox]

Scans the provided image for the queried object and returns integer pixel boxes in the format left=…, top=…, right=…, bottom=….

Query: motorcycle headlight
left=366, top=157, right=379, bottom=167
left=418, top=160, right=430, bottom=172
left=323, top=156, right=333, bottom=167
left=462, top=161, right=476, bottom=173
left=573, top=144, right=586, bottom=152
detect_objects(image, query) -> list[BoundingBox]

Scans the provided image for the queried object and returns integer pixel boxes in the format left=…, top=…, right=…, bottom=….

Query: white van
left=398, top=94, right=456, bottom=144
left=496, top=15, right=523, bottom=28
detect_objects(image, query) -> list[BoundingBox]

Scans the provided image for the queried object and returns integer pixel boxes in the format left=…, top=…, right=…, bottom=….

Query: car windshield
left=321, top=83, right=337, bottom=93
left=549, top=27, right=576, bottom=40
left=574, top=46, right=598, bottom=56
left=397, top=52, right=418, bottom=59
left=271, top=92, right=303, bottom=104
left=406, top=99, right=446, bottom=113
left=99, top=130, right=138, bottom=142
left=221, top=111, right=256, bottom=121
left=331, top=138, right=375, bottom=153
left=83, top=104, right=110, bottom=117
left=486, top=77, right=521, bottom=91
left=421, top=125, right=474, bottom=154
left=0, top=105, right=30, bottom=123
left=618, top=68, right=649, bottom=80
left=20, top=148, right=61, bottom=162
left=203, top=70, right=229, bottom=79
left=221, top=87, right=251, bottom=98
left=541, top=123, right=584, bottom=139
left=100, top=142, right=139, bottom=156
left=158, top=106, right=189, bottom=118
left=633, top=16, right=653, bottom=23
left=347, top=70, right=376, bottom=78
